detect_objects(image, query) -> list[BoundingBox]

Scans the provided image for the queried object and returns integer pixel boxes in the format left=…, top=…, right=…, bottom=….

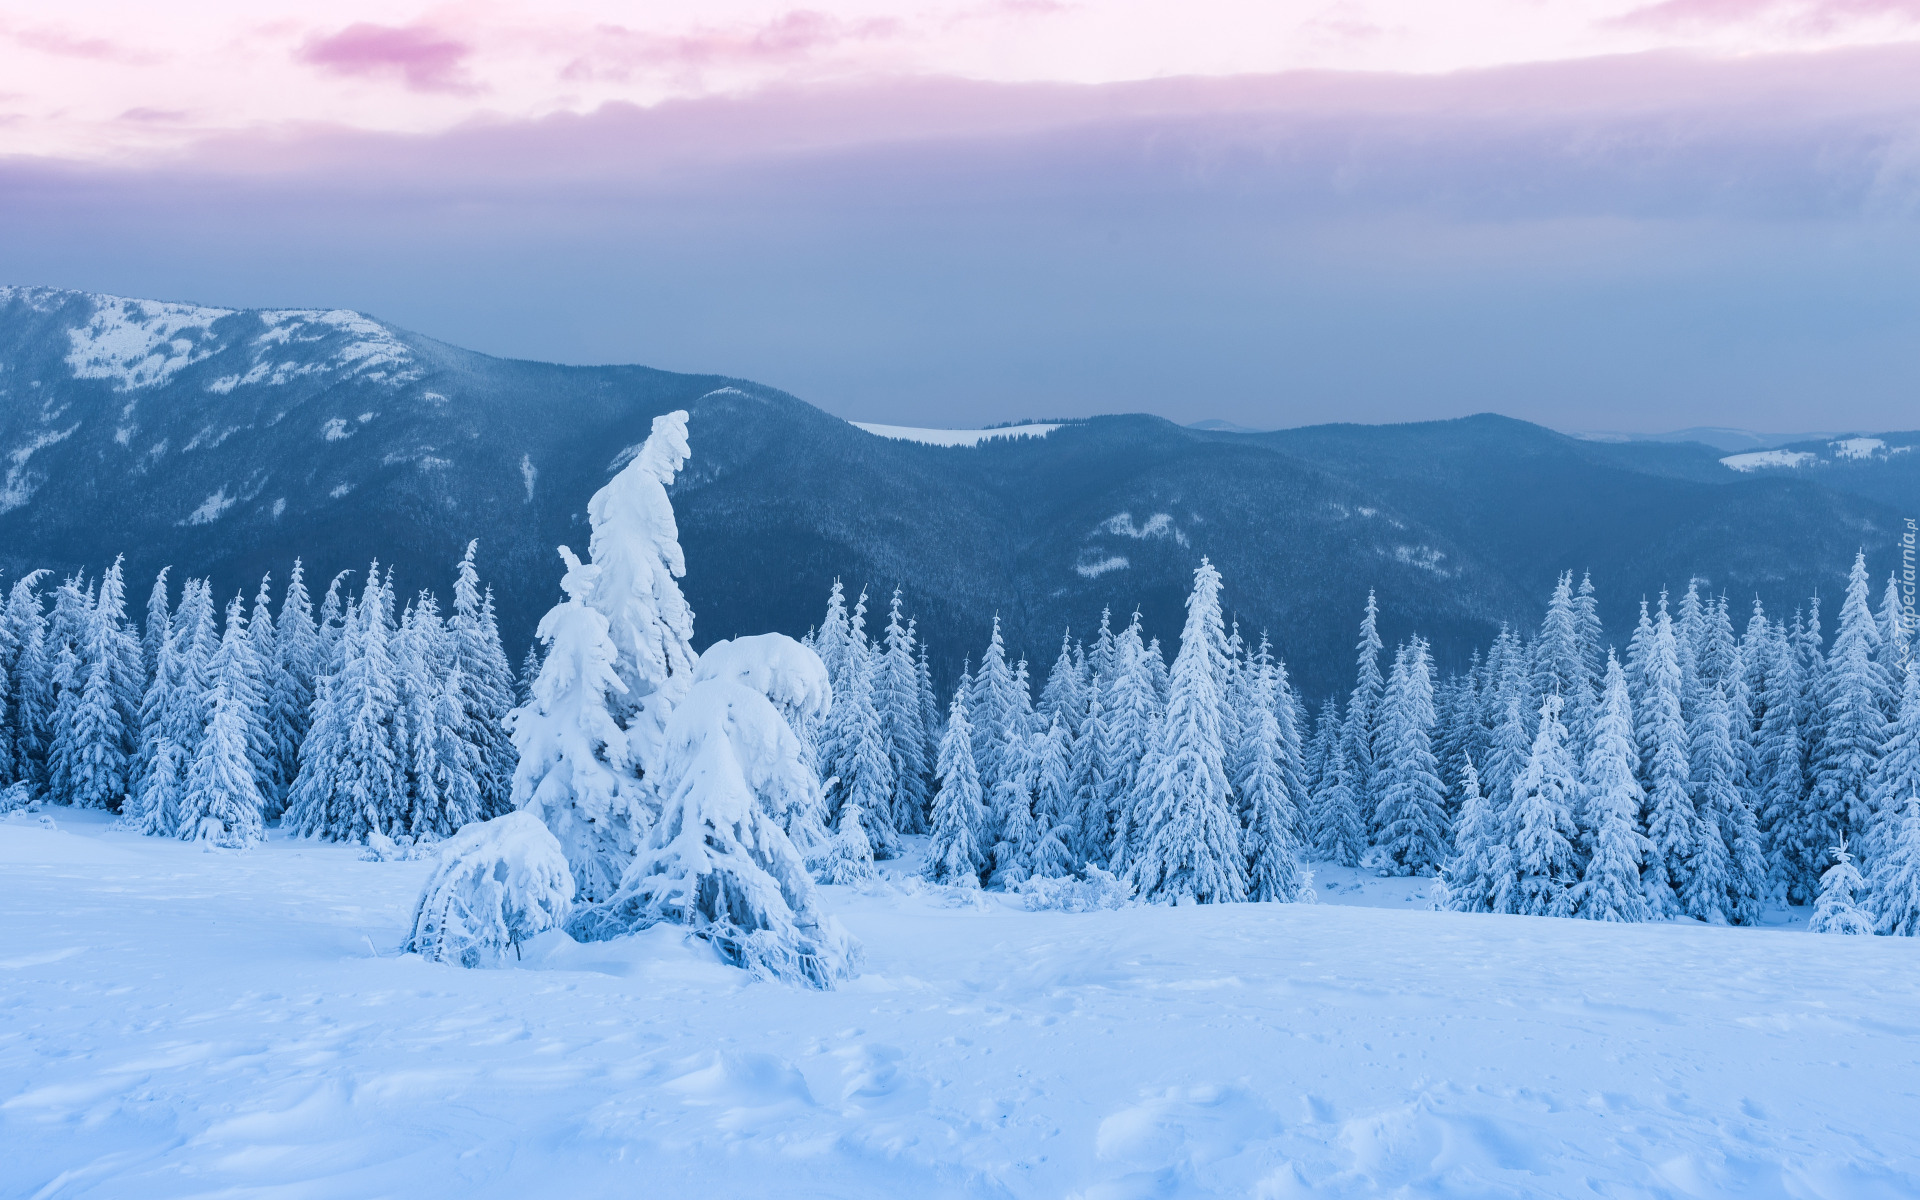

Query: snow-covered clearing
left=6, top=811, right=1918, bottom=1200
left=852, top=422, right=1061, bottom=447
left=1719, top=450, right=1816, bottom=472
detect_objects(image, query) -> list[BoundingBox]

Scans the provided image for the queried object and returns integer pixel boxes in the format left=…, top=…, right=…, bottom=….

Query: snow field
left=6, top=813, right=1919, bottom=1199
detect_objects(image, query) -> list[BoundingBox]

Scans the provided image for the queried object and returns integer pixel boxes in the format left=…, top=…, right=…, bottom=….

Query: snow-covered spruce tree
left=1344, top=589, right=1385, bottom=830
left=1532, top=571, right=1596, bottom=753
left=1438, top=759, right=1505, bottom=913
left=1807, top=838, right=1875, bottom=935
left=408, top=810, right=575, bottom=967
left=1104, top=612, right=1162, bottom=870
left=1482, top=674, right=1534, bottom=824
left=926, top=686, right=990, bottom=887
left=1026, top=715, right=1077, bottom=880
left=581, top=409, right=698, bottom=763
left=1496, top=693, right=1581, bottom=918
left=1639, top=593, right=1693, bottom=918
left=1309, top=708, right=1367, bottom=867
left=875, top=591, right=929, bottom=836
left=450, top=543, right=518, bottom=818
left=1811, top=551, right=1889, bottom=871
left=55, top=584, right=137, bottom=810
left=95, top=557, right=145, bottom=759
left=1570, top=654, right=1651, bottom=922
left=1683, top=683, right=1740, bottom=924
left=131, top=584, right=190, bottom=835
left=1372, top=637, right=1450, bottom=876
left=988, top=728, right=1040, bottom=886
left=516, top=644, right=541, bottom=709
left=1754, top=613, right=1809, bottom=895
left=248, top=575, right=292, bottom=816
left=284, top=566, right=403, bottom=844
left=4, top=571, right=52, bottom=788
left=820, top=800, right=876, bottom=884
left=394, top=594, right=482, bottom=839
left=1129, top=559, right=1246, bottom=904
left=1876, top=571, right=1911, bottom=684
left=506, top=548, right=642, bottom=902
left=689, top=633, right=834, bottom=859
left=820, top=605, right=899, bottom=858
left=967, top=615, right=1029, bottom=800
left=914, top=637, right=942, bottom=794
left=316, top=570, right=353, bottom=673
left=176, top=603, right=267, bottom=847
left=1271, top=652, right=1311, bottom=845
left=1236, top=638, right=1311, bottom=901
left=1871, top=797, right=1920, bottom=936
left=1067, top=687, right=1116, bottom=867
left=580, top=634, right=859, bottom=987
left=1868, top=660, right=1920, bottom=863
left=270, top=560, right=320, bottom=802
left=1037, top=628, right=1086, bottom=739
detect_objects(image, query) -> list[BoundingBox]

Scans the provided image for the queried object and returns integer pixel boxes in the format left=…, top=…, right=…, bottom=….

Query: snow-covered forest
left=6, top=413, right=1920, bottom=942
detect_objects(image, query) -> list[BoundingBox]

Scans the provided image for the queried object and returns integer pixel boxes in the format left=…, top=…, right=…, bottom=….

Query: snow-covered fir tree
left=1569, top=655, right=1651, bottom=923
left=925, top=687, right=988, bottom=886
left=1129, top=559, right=1246, bottom=904
left=1871, top=797, right=1920, bottom=936
left=1807, top=839, right=1874, bottom=935
left=1438, top=758, right=1504, bottom=913
left=1235, top=636, right=1311, bottom=901
left=1639, top=593, right=1693, bottom=917
left=819, top=596, right=898, bottom=858
left=1343, top=590, right=1385, bottom=828
left=176, top=600, right=267, bottom=847
left=1810, top=551, right=1888, bottom=872
left=1372, top=637, right=1450, bottom=876
left=877, top=591, right=930, bottom=835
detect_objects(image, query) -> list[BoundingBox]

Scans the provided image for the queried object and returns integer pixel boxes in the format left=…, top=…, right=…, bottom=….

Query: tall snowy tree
left=1868, top=659, right=1920, bottom=862
left=1497, top=693, right=1581, bottom=918
left=1570, top=654, right=1650, bottom=922
left=1683, top=683, right=1740, bottom=923
left=1372, top=637, right=1450, bottom=875
left=1532, top=571, right=1596, bottom=752
left=820, top=615, right=898, bottom=859
left=1037, top=628, right=1086, bottom=738
left=177, top=601, right=268, bottom=846
left=1104, top=612, right=1162, bottom=869
left=1308, top=701, right=1366, bottom=866
left=1810, top=551, right=1890, bottom=876
left=1026, top=715, right=1077, bottom=879
left=1871, top=797, right=1920, bottom=936
left=1129, top=559, right=1246, bottom=904
left=1438, top=758, right=1504, bottom=913
left=270, top=560, right=320, bottom=800
left=284, top=565, right=404, bottom=845
left=925, top=687, right=989, bottom=886
left=1639, top=593, right=1693, bottom=917
left=876, top=591, right=930, bottom=835
left=1344, top=590, right=1385, bottom=827
left=1235, top=638, right=1311, bottom=901
left=505, top=548, right=644, bottom=901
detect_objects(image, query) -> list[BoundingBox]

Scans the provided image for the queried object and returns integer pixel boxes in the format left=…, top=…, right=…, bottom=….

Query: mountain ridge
left=2, top=284, right=1914, bottom=698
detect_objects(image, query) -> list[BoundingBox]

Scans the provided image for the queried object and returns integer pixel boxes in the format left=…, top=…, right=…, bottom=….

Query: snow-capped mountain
left=1, top=285, right=1912, bottom=697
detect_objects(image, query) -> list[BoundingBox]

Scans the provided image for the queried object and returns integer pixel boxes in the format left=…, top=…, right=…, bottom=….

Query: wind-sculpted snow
left=64, top=294, right=236, bottom=391
left=6, top=814, right=1918, bottom=1199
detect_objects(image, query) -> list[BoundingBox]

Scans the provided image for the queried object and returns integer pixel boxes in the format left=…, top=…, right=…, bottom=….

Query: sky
left=4, top=1, right=1920, bottom=432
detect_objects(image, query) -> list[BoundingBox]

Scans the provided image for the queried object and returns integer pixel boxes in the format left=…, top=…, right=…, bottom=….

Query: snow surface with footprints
left=4, top=810, right=1918, bottom=1199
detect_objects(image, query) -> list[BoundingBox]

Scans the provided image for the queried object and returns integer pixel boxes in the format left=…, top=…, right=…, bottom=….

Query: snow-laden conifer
left=1438, top=759, right=1504, bottom=913
left=408, top=810, right=575, bottom=966
left=1497, top=693, right=1581, bottom=917
left=177, top=601, right=267, bottom=847
left=1129, top=559, right=1246, bottom=904
left=1811, top=551, right=1888, bottom=864
left=877, top=591, right=930, bottom=835
left=1309, top=706, right=1367, bottom=866
left=925, top=686, right=989, bottom=886
left=1037, top=628, right=1086, bottom=738
left=507, top=548, right=642, bottom=901
left=284, top=565, right=403, bottom=844
left=1026, top=715, right=1077, bottom=880
left=1807, top=838, right=1874, bottom=935
left=1532, top=571, right=1595, bottom=751
left=1570, top=655, right=1650, bottom=922
left=1639, top=593, right=1692, bottom=917
left=1236, top=639, right=1311, bottom=901
left=450, top=543, right=517, bottom=818
left=1871, top=797, right=1920, bottom=936
left=1103, top=612, right=1162, bottom=869
left=820, top=608, right=898, bottom=857
left=582, top=634, right=858, bottom=987
left=1344, top=590, right=1385, bottom=825
left=1372, top=637, right=1450, bottom=875
left=819, top=800, right=876, bottom=884
left=1067, top=687, right=1114, bottom=867
left=1868, top=659, right=1920, bottom=863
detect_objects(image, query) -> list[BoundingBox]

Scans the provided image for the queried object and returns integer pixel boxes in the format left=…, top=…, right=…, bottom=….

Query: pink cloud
left=298, top=23, right=477, bottom=94
left=1611, top=0, right=1920, bottom=32
left=10, top=25, right=159, bottom=64
left=560, top=10, right=902, bottom=82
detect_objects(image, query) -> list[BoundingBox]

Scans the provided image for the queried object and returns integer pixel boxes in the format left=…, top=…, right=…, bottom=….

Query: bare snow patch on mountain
left=0, top=425, right=79, bottom=514
left=1100, top=512, right=1188, bottom=546
left=853, top=422, right=1060, bottom=447
left=322, top=418, right=352, bottom=441
left=521, top=454, right=538, bottom=502
left=184, top=488, right=236, bottom=526
left=1832, top=437, right=1887, bottom=460
left=1721, top=450, right=1817, bottom=471
left=1393, top=545, right=1449, bottom=575
left=66, top=295, right=234, bottom=392
left=1076, top=555, right=1130, bottom=579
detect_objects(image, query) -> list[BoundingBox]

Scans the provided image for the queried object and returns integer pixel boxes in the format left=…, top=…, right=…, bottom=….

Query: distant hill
left=3, top=285, right=1913, bottom=699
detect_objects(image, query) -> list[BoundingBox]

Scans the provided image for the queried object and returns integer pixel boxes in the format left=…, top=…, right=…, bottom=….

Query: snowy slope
left=6, top=812, right=1917, bottom=1199
left=851, top=421, right=1062, bottom=446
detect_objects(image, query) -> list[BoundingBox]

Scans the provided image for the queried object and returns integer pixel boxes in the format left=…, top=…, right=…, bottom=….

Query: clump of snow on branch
left=407, top=811, right=575, bottom=967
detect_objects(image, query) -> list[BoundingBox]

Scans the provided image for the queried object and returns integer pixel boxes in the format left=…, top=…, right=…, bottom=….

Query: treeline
left=0, top=544, right=519, bottom=846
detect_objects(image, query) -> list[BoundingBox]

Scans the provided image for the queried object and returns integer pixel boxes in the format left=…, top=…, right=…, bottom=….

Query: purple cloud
left=1611, top=0, right=1920, bottom=32
left=298, top=23, right=477, bottom=94
left=560, top=10, right=902, bottom=82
